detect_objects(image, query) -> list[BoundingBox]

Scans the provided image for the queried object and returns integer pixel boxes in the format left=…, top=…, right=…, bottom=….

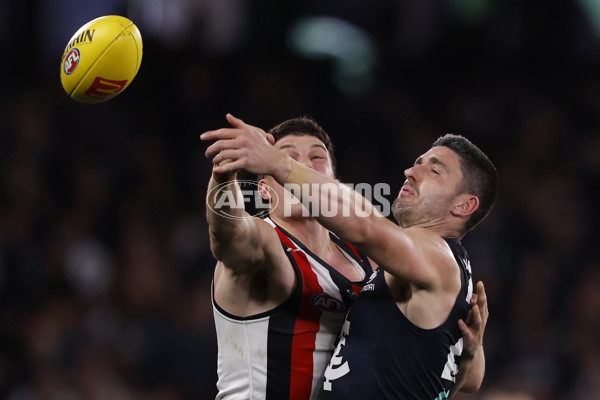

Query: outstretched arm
left=207, top=171, right=263, bottom=270
left=202, top=114, right=436, bottom=287
left=205, top=120, right=282, bottom=275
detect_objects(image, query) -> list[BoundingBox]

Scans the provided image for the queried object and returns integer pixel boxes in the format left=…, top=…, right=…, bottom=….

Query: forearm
left=464, top=346, right=485, bottom=392
left=280, top=159, right=384, bottom=245
left=206, top=172, right=250, bottom=252
left=450, top=346, right=485, bottom=397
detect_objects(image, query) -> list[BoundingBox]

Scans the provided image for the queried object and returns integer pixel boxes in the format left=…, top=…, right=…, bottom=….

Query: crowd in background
left=1, top=0, right=600, bottom=399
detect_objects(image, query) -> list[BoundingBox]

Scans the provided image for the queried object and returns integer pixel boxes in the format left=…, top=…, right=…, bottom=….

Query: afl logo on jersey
left=63, top=48, right=81, bottom=75
left=311, top=293, right=346, bottom=313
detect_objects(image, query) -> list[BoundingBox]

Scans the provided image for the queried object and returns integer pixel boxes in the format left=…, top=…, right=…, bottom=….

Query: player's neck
left=414, top=221, right=464, bottom=239
left=270, top=215, right=332, bottom=253
left=400, top=215, right=463, bottom=239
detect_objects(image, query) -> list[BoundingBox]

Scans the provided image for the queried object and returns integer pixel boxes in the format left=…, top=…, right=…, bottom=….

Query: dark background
left=1, top=0, right=600, bottom=399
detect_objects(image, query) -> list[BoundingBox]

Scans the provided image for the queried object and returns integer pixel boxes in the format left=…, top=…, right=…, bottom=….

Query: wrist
left=212, top=169, right=237, bottom=184
left=272, top=153, right=293, bottom=184
left=462, top=344, right=481, bottom=360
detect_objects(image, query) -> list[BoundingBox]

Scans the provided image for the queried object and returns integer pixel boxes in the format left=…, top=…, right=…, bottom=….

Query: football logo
left=63, top=48, right=80, bottom=75
left=311, top=293, right=346, bottom=313
left=84, top=77, right=128, bottom=99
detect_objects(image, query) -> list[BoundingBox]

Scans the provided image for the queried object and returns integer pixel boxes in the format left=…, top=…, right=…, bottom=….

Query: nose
left=404, top=166, right=416, bottom=181
left=297, top=155, right=313, bottom=169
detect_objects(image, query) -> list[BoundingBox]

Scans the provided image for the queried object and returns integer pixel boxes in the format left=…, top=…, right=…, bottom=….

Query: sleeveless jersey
left=212, top=217, right=373, bottom=400
left=322, top=238, right=473, bottom=400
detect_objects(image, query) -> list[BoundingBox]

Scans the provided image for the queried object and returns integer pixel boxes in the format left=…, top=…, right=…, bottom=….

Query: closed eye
left=279, top=146, right=300, bottom=160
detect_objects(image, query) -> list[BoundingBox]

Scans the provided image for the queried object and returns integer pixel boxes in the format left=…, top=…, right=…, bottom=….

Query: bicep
left=210, top=218, right=280, bottom=274
left=353, top=220, right=437, bottom=288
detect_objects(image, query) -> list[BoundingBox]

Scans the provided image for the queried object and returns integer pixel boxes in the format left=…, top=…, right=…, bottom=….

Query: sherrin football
left=60, top=15, right=143, bottom=104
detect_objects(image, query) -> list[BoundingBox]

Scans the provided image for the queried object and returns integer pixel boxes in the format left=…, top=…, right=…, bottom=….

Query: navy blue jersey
left=321, top=238, right=473, bottom=400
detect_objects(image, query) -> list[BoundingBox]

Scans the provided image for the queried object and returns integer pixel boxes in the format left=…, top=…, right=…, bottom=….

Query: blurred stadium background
left=1, top=0, right=600, bottom=399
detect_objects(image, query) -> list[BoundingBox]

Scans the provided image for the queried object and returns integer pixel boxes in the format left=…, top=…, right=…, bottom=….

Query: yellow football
left=60, top=15, right=143, bottom=104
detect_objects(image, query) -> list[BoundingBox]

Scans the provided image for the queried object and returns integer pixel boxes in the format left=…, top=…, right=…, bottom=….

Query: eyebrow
left=278, top=143, right=328, bottom=152
left=415, top=156, right=449, bottom=171
left=278, top=144, right=296, bottom=151
left=310, top=144, right=328, bottom=152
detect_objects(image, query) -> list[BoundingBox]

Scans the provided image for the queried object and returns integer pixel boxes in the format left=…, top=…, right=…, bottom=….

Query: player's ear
left=257, top=178, right=272, bottom=203
left=451, top=193, right=479, bottom=217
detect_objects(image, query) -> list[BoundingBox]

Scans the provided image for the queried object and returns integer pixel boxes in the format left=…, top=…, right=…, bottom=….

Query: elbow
left=460, top=381, right=482, bottom=394
left=459, top=369, right=484, bottom=394
left=346, top=217, right=377, bottom=246
left=208, top=235, right=223, bottom=260
left=353, top=228, right=370, bottom=247
left=208, top=227, right=232, bottom=261
left=208, top=225, right=256, bottom=266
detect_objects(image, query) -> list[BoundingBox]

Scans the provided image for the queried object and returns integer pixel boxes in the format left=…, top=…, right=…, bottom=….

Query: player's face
left=266, top=134, right=334, bottom=218
left=275, top=134, right=334, bottom=177
left=392, top=146, right=464, bottom=228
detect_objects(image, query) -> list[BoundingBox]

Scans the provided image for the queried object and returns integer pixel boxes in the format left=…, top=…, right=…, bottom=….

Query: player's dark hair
left=432, top=134, right=498, bottom=235
left=267, top=117, right=337, bottom=176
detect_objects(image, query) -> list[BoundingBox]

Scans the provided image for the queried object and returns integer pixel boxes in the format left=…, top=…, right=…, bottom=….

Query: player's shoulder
left=403, top=227, right=448, bottom=250
left=405, top=228, right=460, bottom=274
left=252, top=216, right=283, bottom=242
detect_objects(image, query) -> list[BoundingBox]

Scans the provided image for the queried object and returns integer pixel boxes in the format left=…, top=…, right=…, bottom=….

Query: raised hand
left=201, top=114, right=288, bottom=178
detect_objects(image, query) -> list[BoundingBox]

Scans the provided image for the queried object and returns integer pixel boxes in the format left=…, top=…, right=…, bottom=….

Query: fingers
left=213, top=149, right=243, bottom=165
left=201, top=116, right=270, bottom=144
left=458, top=319, right=471, bottom=339
left=202, top=114, right=274, bottom=175
left=201, top=128, right=240, bottom=142
left=213, top=158, right=246, bottom=174
left=205, top=138, right=239, bottom=158
left=470, top=304, right=482, bottom=330
left=476, top=281, right=486, bottom=306
left=475, top=281, right=488, bottom=325
left=460, top=294, right=485, bottom=359
left=226, top=113, right=267, bottom=137
left=465, top=308, right=473, bottom=326
left=461, top=304, right=482, bottom=334
left=200, top=114, right=245, bottom=142
left=226, top=113, right=244, bottom=128
left=459, top=304, right=483, bottom=349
